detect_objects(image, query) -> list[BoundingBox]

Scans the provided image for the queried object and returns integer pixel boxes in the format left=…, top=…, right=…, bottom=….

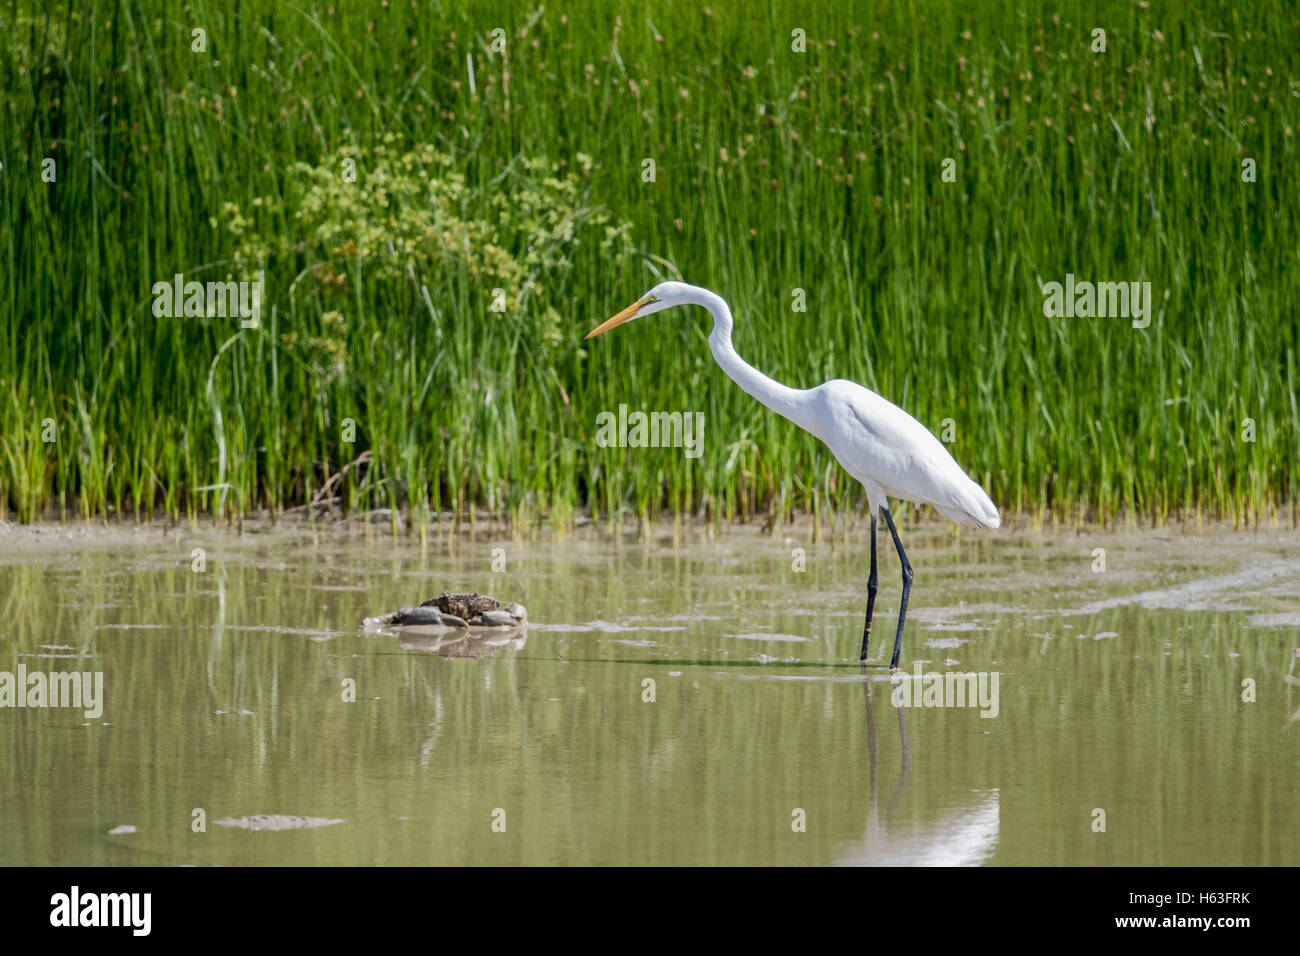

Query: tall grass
left=1, top=1, right=1296, bottom=528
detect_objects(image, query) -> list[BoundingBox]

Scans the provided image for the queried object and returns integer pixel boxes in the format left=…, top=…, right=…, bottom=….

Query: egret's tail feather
left=934, top=480, right=1001, bottom=531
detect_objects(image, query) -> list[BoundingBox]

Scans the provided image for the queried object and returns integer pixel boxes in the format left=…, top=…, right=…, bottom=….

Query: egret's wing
left=818, top=381, right=999, bottom=529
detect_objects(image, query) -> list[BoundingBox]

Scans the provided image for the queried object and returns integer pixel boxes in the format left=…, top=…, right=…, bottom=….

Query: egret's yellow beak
left=585, top=297, right=649, bottom=339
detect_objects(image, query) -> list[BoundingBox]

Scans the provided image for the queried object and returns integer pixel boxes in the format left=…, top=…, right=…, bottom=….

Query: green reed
left=1, top=0, right=1296, bottom=527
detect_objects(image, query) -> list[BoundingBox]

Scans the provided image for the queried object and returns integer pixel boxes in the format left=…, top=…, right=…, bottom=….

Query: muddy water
left=0, top=520, right=1296, bottom=866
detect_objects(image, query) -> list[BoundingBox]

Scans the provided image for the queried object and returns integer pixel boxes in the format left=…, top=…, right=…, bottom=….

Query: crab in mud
left=363, top=592, right=527, bottom=658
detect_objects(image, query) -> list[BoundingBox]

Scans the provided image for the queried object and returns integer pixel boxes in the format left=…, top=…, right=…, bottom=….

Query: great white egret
left=586, top=281, right=1000, bottom=670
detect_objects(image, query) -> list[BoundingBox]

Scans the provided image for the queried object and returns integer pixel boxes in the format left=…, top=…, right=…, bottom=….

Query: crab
left=365, top=592, right=527, bottom=630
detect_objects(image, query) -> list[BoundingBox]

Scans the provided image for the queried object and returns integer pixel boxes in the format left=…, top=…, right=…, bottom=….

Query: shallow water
left=1, top=520, right=1297, bottom=865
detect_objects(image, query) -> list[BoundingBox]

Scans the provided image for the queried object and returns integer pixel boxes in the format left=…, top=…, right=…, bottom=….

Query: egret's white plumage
left=586, top=280, right=1000, bottom=668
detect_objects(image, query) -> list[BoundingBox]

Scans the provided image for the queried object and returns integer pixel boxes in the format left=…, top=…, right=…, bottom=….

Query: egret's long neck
left=694, top=289, right=821, bottom=438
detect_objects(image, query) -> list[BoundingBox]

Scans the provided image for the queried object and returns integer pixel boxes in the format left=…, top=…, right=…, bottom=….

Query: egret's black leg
left=881, top=507, right=913, bottom=671
left=858, top=513, right=879, bottom=661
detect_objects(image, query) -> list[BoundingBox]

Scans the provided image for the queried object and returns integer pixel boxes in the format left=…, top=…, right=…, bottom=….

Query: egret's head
left=585, top=281, right=693, bottom=339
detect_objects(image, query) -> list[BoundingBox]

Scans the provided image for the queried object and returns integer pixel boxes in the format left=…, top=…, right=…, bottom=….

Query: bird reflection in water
left=835, top=668, right=1000, bottom=866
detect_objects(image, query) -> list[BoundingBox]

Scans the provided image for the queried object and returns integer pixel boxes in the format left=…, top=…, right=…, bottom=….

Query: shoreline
left=1, top=509, right=1296, bottom=552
